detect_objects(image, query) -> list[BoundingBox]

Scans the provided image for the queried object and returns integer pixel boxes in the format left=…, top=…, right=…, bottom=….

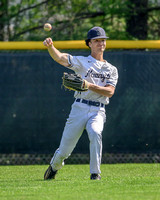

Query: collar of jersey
left=88, top=55, right=107, bottom=64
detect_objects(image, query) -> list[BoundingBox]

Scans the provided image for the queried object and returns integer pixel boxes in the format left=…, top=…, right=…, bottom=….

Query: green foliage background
left=0, top=0, right=160, bottom=41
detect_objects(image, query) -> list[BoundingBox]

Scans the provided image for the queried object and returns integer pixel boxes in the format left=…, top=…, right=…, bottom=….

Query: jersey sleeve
left=106, top=67, right=118, bottom=87
left=67, top=55, right=82, bottom=72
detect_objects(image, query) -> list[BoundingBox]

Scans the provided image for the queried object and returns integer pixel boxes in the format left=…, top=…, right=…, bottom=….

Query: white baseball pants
left=50, top=100, right=106, bottom=174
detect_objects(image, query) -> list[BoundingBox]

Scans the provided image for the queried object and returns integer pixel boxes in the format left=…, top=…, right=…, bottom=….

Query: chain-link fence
left=1, top=153, right=160, bottom=165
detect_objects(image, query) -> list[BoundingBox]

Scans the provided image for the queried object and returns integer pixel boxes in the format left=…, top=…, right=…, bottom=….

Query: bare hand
left=43, top=37, right=53, bottom=47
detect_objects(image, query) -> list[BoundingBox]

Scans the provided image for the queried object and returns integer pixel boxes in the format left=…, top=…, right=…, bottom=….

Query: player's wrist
left=84, top=80, right=91, bottom=89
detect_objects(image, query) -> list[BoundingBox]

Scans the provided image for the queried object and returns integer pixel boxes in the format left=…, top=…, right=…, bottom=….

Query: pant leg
left=50, top=102, right=88, bottom=171
left=86, top=109, right=106, bottom=174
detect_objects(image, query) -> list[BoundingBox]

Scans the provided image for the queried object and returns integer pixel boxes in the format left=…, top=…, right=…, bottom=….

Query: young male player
left=43, top=27, right=118, bottom=180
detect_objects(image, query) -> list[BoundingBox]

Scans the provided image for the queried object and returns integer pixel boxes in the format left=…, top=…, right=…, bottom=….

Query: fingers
left=43, top=38, right=53, bottom=47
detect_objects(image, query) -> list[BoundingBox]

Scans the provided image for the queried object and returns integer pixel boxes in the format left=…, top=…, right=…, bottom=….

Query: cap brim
left=90, top=36, right=109, bottom=39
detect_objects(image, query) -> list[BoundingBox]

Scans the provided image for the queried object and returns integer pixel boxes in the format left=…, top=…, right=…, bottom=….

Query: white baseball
left=44, top=23, right=52, bottom=32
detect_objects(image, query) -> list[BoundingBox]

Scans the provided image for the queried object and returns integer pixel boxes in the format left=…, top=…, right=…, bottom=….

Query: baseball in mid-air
left=44, top=23, right=52, bottom=31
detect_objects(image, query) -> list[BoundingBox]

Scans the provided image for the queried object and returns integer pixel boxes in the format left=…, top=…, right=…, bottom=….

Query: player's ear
left=88, top=40, right=92, bottom=48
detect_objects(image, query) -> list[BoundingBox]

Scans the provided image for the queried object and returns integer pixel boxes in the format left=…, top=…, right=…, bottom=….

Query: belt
left=76, top=98, right=105, bottom=108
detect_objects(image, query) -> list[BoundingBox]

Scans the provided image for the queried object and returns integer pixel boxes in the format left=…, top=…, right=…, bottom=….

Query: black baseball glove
left=62, top=72, right=89, bottom=92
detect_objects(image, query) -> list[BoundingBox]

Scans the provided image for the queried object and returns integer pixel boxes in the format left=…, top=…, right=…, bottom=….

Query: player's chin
left=99, top=48, right=105, bottom=52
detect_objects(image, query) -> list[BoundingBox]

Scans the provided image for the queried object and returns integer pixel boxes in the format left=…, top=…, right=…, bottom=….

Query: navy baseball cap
left=87, top=27, right=109, bottom=40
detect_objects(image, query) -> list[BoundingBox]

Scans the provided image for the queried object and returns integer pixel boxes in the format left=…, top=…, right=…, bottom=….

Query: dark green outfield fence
left=0, top=50, right=160, bottom=154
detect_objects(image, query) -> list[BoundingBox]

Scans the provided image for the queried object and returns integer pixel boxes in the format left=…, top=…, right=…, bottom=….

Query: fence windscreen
left=0, top=50, right=159, bottom=154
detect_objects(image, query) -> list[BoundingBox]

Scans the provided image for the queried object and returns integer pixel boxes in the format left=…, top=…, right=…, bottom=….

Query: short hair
left=85, top=39, right=91, bottom=48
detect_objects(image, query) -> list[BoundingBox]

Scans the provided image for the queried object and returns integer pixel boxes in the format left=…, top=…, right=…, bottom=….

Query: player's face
left=89, top=39, right=106, bottom=52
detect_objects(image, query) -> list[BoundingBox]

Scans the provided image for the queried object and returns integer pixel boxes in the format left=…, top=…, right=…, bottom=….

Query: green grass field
left=0, top=164, right=160, bottom=200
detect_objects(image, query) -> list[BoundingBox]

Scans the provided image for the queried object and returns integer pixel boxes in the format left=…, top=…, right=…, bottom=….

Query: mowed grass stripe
left=0, top=164, right=160, bottom=200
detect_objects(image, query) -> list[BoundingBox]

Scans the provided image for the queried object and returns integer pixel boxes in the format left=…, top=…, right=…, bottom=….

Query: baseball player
left=43, top=27, right=118, bottom=180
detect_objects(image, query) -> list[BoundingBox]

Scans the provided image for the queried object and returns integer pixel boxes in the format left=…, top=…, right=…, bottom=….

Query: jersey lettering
left=85, top=69, right=110, bottom=82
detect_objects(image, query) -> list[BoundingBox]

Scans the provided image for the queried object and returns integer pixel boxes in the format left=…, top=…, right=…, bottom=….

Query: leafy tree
left=126, top=0, right=160, bottom=39
left=126, top=0, right=148, bottom=39
left=0, top=0, right=159, bottom=41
